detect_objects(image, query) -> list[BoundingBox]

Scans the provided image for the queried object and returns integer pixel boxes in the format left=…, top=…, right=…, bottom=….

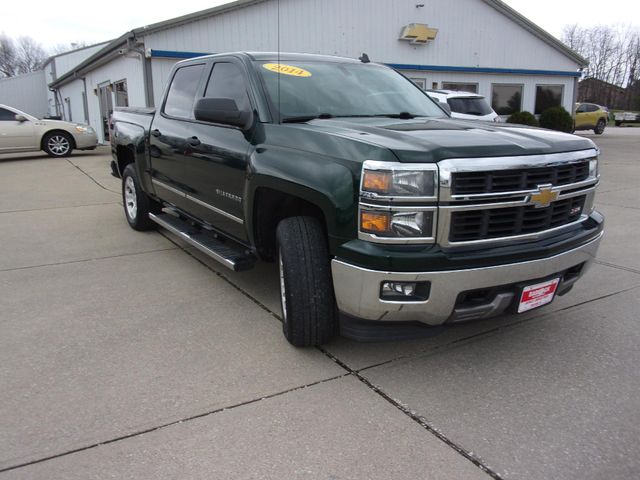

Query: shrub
left=539, top=106, right=574, bottom=133
left=506, top=111, right=538, bottom=127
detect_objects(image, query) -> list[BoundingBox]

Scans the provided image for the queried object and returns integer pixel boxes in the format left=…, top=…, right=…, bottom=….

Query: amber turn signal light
left=362, top=171, right=392, bottom=194
left=360, top=211, right=391, bottom=234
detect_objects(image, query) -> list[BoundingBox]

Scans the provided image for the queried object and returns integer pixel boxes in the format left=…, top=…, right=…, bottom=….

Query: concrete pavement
left=1, top=128, right=638, bottom=479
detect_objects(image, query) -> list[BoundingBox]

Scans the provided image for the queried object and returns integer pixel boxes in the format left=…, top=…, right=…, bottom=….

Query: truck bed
left=112, top=107, right=156, bottom=133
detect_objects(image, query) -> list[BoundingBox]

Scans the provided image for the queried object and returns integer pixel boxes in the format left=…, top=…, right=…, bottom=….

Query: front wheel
left=276, top=216, right=337, bottom=347
left=122, top=163, right=157, bottom=231
left=43, top=132, right=73, bottom=157
left=594, top=119, right=606, bottom=134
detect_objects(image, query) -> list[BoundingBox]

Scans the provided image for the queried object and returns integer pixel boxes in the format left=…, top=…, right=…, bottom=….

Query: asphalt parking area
left=1, top=128, right=639, bottom=479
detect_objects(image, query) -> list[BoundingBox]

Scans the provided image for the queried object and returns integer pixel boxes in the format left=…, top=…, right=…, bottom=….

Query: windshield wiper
left=282, top=113, right=334, bottom=123
left=371, top=112, right=419, bottom=119
left=282, top=112, right=422, bottom=123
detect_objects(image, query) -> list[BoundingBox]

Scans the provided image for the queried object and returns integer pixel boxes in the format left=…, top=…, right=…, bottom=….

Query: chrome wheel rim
left=124, top=176, right=137, bottom=220
left=278, top=250, right=287, bottom=322
left=48, top=135, right=70, bottom=155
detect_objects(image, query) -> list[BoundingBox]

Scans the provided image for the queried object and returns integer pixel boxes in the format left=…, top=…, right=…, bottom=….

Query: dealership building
left=11, top=0, right=587, bottom=143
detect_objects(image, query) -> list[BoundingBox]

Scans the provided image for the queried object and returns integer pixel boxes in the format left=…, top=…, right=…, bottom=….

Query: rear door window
left=164, top=64, right=205, bottom=119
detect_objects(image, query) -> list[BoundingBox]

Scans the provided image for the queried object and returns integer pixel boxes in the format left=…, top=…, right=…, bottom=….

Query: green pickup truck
left=110, top=52, right=603, bottom=346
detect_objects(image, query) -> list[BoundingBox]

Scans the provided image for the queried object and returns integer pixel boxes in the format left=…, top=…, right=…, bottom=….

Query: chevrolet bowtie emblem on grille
left=399, top=23, right=438, bottom=44
left=529, top=185, right=559, bottom=208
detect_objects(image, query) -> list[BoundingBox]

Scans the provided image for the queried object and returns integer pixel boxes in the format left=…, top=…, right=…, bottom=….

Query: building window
left=114, top=80, right=129, bottom=107
left=432, top=82, right=439, bottom=89
left=164, top=64, right=205, bottom=119
left=535, top=85, right=563, bottom=114
left=409, top=78, right=426, bottom=90
left=442, top=82, right=478, bottom=93
left=491, top=84, right=523, bottom=115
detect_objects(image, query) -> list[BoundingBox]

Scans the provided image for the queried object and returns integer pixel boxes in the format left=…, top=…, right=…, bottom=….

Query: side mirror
left=438, top=102, right=452, bottom=116
left=14, top=114, right=27, bottom=122
left=194, top=97, right=251, bottom=129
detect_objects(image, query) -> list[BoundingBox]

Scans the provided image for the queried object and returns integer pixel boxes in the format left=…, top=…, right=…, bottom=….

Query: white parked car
left=0, top=104, right=98, bottom=157
left=426, top=90, right=501, bottom=122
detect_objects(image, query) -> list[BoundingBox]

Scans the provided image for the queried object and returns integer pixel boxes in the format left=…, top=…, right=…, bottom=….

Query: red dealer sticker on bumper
left=517, top=277, right=561, bottom=313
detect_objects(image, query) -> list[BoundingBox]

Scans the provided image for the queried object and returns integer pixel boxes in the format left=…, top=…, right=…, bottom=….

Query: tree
left=16, top=36, right=47, bottom=74
left=0, top=34, right=47, bottom=77
left=0, top=33, right=18, bottom=77
left=50, top=41, right=88, bottom=56
left=563, top=24, right=640, bottom=110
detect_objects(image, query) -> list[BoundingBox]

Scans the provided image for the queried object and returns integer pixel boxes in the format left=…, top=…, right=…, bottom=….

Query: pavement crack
left=0, top=202, right=120, bottom=215
left=358, top=285, right=640, bottom=374
left=594, top=260, right=640, bottom=275
left=65, top=159, right=120, bottom=195
left=0, top=248, right=179, bottom=273
left=597, top=201, right=640, bottom=211
left=157, top=231, right=284, bottom=323
left=317, top=346, right=503, bottom=479
left=0, top=373, right=350, bottom=474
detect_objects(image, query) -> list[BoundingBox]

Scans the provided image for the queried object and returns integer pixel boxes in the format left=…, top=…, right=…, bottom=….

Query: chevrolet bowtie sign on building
left=399, top=23, right=439, bottom=44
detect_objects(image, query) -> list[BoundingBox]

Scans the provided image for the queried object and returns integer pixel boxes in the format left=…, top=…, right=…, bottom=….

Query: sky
left=1, top=0, right=639, bottom=52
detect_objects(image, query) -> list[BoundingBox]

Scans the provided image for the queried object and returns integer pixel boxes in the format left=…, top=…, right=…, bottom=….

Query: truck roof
left=180, top=51, right=363, bottom=64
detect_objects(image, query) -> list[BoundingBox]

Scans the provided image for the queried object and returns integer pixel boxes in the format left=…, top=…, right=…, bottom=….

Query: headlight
left=361, top=161, right=438, bottom=200
left=358, top=161, right=439, bottom=244
left=589, top=157, right=598, bottom=178
left=360, top=208, right=435, bottom=239
left=75, top=125, right=94, bottom=134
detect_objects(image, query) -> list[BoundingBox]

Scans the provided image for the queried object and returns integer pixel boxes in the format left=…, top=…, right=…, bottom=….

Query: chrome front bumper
left=331, top=232, right=603, bottom=325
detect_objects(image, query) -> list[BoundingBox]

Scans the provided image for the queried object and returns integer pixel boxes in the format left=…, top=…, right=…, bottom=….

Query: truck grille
left=449, top=196, right=586, bottom=242
left=451, top=161, right=590, bottom=195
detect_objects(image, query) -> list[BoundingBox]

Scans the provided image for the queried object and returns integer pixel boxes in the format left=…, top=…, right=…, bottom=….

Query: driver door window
left=204, top=62, right=251, bottom=113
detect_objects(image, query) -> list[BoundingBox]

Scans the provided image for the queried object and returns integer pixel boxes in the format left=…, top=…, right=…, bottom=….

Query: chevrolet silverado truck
left=110, top=52, right=604, bottom=346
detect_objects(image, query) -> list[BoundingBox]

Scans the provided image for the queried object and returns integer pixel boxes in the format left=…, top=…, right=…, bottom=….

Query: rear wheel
left=594, top=119, right=606, bottom=134
left=276, top=216, right=337, bottom=347
left=615, top=121, right=622, bottom=127
left=43, top=132, right=73, bottom=157
left=122, top=163, right=158, bottom=231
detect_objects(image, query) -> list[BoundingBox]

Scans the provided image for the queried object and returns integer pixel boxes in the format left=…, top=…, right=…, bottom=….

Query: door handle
left=187, top=136, right=201, bottom=146
left=151, top=129, right=161, bottom=137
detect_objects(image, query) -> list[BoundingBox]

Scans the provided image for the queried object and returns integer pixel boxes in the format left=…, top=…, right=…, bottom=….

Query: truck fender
left=245, top=151, right=358, bottom=253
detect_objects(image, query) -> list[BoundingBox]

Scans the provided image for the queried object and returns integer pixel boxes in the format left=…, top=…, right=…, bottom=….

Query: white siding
left=144, top=0, right=579, bottom=71
left=0, top=70, right=48, bottom=118
left=57, top=54, right=146, bottom=142
left=86, top=55, right=146, bottom=143
left=151, top=58, right=180, bottom=106
left=57, top=79, right=87, bottom=123
left=53, top=43, right=109, bottom=79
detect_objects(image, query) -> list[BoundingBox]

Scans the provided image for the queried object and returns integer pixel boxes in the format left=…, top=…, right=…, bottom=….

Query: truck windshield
left=255, top=60, right=446, bottom=121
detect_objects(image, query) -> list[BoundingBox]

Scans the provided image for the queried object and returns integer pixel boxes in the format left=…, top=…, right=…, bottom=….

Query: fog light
left=380, top=281, right=431, bottom=302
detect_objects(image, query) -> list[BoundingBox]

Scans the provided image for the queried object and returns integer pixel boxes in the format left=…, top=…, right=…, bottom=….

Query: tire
left=122, top=163, right=157, bottom=231
left=615, top=121, right=622, bottom=127
left=594, top=119, right=606, bottom=135
left=43, top=131, right=73, bottom=157
left=276, top=216, right=337, bottom=347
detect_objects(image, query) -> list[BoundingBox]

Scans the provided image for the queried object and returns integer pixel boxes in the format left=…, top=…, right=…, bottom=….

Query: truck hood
left=292, top=117, right=596, bottom=163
